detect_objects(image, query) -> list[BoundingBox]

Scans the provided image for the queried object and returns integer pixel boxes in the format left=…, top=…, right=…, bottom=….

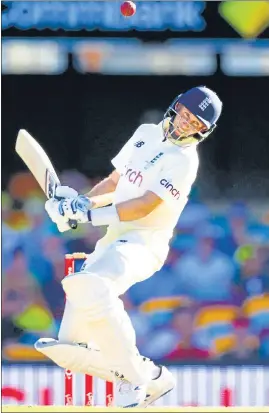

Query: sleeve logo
left=160, top=179, right=180, bottom=199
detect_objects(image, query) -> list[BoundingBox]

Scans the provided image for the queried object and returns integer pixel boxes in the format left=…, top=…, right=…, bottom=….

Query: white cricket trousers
left=59, top=227, right=167, bottom=385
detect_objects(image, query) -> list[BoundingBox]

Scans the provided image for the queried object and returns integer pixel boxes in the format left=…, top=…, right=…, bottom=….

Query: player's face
left=172, top=103, right=207, bottom=138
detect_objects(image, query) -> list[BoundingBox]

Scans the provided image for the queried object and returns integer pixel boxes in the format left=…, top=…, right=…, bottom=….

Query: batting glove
left=45, top=198, right=71, bottom=233
left=54, top=185, right=78, bottom=200
left=58, top=195, right=92, bottom=224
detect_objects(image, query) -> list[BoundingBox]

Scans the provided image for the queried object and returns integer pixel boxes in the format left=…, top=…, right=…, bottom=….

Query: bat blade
left=15, top=129, right=77, bottom=229
left=16, top=129, right=60, bottom=197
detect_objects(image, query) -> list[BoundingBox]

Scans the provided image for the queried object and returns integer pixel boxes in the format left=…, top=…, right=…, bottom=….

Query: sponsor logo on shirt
left=134, top=140, right=145, bottom=148
left=144, top=152, right=164, bottom=170
left=160, top=179, right=180, bottom=199
left=124, top=167, right=143, bottom=187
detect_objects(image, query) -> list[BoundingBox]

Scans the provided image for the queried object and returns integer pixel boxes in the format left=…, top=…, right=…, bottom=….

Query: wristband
left=90, top=205, right=120, bottom=227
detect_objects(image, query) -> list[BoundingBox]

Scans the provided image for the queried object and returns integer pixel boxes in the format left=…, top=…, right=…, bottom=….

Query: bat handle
left=69, top=219, right=78, bottom=230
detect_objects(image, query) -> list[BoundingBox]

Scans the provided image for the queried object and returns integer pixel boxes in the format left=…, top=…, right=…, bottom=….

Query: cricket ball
left=120, top=1, right=136, bottom=17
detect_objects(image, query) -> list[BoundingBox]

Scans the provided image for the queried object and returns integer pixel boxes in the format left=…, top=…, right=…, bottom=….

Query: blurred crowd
left=2, top=170, right=269, bottom=364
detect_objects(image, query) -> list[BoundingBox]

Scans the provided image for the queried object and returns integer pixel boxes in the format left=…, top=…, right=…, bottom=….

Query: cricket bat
left=15, top=129, right=77, bottom=229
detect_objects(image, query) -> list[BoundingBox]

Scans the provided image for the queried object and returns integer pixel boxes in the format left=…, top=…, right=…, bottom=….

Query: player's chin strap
left=196, top=123, right=217, bottom=142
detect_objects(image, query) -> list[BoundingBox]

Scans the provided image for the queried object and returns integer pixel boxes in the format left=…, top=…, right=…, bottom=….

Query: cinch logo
left=160, top=179, right=180, bottom=199
left=125, top=167, right=143, bottom=187
left=199, top=97, right=211, bottom=111
left=134, top=140, right=145, bottom=148
left=144, top=152, right=164, bottom=170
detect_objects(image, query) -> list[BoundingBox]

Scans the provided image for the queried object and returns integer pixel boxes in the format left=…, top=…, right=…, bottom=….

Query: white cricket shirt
left=110, top=122, right=199, bottom=257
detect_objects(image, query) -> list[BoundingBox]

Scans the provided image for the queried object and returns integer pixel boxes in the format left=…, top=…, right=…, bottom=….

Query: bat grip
left=69, top=219, right=78, bottom=230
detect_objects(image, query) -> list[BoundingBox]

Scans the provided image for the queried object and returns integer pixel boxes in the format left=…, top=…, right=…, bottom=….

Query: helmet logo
left=199, top=97, right=211, bottom=111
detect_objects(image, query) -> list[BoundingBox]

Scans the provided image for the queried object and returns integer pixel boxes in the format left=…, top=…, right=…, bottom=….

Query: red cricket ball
left=120, top=1, right=136, bottom=17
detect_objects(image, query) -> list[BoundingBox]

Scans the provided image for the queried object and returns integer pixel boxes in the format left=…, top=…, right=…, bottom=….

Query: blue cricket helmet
left=164, top=86, right=223, bottom=143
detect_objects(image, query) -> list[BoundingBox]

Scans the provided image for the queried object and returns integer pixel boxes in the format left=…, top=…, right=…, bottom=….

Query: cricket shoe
left=114, top=379, right=147, bottom=408
left=114, top=365, right=175, bottom=408
left=141, top=365, right=175, bottom=407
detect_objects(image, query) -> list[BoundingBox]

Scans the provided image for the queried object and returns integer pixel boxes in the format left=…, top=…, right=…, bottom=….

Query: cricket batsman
left=35, top=86, right=222, bottom=407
